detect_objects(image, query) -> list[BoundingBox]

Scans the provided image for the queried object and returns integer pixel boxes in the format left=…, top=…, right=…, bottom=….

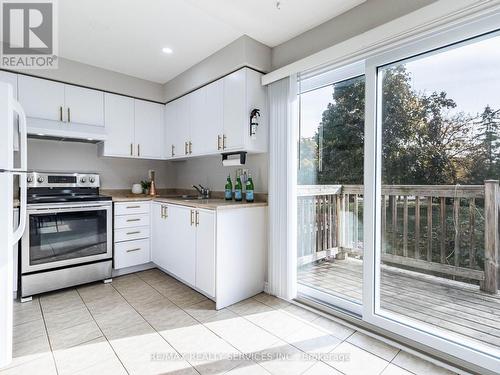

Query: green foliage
left=298, top=65, right=500, bottom=185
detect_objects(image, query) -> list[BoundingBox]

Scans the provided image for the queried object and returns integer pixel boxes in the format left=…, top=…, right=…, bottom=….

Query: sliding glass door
left=294, top=13, right=500, bottom=373
left=363, top=21, right=500, bottom=373
left=296, top=63, right=365, bottom=314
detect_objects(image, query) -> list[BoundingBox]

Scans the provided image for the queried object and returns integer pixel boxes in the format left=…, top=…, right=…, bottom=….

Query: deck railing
left=297, top=181, right=500, bottom=294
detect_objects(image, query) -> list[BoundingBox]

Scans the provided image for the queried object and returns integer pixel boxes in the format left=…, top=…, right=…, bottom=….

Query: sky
left=299, top=34, right=500, bottom=138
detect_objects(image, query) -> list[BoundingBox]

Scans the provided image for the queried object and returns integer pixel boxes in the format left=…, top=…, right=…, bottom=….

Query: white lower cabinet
left=151, top=201, right=266, bottom=307
left=195, top=210, right=216, bottom=297
left=151, top=202, right=205, bottom=290
left=113, top=201, right=151, bottom=270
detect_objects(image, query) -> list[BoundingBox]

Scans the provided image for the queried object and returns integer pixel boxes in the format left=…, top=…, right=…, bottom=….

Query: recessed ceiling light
left=162, top=47, right=173, bottom=54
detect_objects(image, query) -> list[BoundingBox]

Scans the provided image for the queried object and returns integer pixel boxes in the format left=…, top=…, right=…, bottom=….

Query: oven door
left=21, top=202, right=112, bottom=273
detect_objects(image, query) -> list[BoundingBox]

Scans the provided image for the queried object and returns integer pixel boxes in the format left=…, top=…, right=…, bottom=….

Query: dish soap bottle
left=245, top=174, right=254, bottom=202
left=234, top=175, right=243, bottom=202
left=225, top=175, right=233, bottom=200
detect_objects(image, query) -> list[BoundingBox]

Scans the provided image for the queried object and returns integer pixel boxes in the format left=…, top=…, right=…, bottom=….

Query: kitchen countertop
left=101, top=189, right=268, bottom=210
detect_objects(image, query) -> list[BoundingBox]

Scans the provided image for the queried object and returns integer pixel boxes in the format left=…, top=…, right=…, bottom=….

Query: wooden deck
left=298, top=258, right=500, bottom=351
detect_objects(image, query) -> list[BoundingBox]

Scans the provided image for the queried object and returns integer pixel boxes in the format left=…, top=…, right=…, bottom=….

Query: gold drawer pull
left=126, top=231, right=141, bottom=235
left=126, top=205, right=141, bottom=209
left=126, top=218, right=141, bottom=222
left=126, top=248, right=141, bottom=253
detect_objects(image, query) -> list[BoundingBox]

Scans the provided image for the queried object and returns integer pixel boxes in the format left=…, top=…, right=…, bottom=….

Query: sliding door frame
left=296, top=61, right=365, bottom=317
left=362, top=12, right=500, bottom=373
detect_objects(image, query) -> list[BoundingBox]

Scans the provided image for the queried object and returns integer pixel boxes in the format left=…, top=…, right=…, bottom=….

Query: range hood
left=27, top=117, right=107, bottom=143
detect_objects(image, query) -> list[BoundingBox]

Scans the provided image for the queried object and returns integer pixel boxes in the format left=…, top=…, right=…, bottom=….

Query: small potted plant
left=140, top=180, right=151, bottom=195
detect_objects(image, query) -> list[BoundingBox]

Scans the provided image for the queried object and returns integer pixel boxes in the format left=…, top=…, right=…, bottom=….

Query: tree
left=298, top=65, right=492, bottom=186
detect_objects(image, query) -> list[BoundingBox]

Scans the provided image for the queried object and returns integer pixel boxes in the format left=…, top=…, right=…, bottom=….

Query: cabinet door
left=223, top=69, right=246, bottom=151
left=188, top=87, right=206, bottom=156
left=164, top=103, right=174, bottom=158
left=151, top=203, right=168, bottom=269
left=18, top=75, right=65, bottom=121
left=169, top=205, right=196, bottom=285
left=134, top=100, right=164, bottom=159
left=103, top=93, right=134, bottom=157
left=64, top=85, right=104, bottom=127
left=191, top=80, right=223, bottom=156
left=177, top=95, right=191, bottom=157
left=196, top=210, right=216, bottom=297
left=0, top=71, right=19, bottom=151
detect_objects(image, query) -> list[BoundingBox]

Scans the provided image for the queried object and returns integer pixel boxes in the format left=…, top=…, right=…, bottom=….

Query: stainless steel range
left=20, top=172, right=112, bottom=299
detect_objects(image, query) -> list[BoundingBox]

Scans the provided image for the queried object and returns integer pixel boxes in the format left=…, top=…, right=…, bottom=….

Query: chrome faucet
left=193, top=184, right=210, bottom=199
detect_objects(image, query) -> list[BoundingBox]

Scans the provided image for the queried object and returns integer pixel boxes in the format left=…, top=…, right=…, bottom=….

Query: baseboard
left=112, top=262, right=156, bottom=277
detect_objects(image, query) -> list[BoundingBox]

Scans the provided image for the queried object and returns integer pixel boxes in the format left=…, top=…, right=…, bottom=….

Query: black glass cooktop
left=26, top=187, right=112, bottom=204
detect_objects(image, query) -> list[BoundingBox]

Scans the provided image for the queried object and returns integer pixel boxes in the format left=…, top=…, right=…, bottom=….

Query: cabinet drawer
left=114, top=239, right=150, bottom=269
left=114, top=202, right=150, bottom=216
left=114, top=214, right=150, bottom=229
left=114, top=226, right=150, bottom=243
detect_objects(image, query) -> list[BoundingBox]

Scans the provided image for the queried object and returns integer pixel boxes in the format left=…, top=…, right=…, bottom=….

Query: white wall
left=27, top=139, right=176, bottom=189
left=271, top=0, right=437, bottom=69
left=17, top=57, right=164, bottom=102
left=172, top=154, right=268, bottom=193
left=163, top=35, right=271, bottom=102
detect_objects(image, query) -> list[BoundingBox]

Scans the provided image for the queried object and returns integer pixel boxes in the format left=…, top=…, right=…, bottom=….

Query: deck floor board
left=298, top=258, right=500, bottom=351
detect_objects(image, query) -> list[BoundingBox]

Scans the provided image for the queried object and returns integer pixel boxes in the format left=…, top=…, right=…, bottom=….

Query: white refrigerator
left=0, top=82, right=27, bottom=368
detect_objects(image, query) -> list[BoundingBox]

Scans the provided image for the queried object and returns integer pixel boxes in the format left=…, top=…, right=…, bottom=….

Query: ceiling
left=58, top=0, right=365, bottom=83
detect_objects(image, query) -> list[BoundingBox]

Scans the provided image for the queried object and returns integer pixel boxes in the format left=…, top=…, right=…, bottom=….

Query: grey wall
left=27, top=139, right=176, bottom=189
left=18, top=57, right=164, bottom=102
left=172, top=154, right=268, bottom=193
left=163, top=35, right=271, bottom=102
left=271, top=0, right=437, bottom=69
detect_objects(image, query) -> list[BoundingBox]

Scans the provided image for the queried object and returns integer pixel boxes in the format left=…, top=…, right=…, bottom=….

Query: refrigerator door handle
left=11, top=98, right=27, bottom=245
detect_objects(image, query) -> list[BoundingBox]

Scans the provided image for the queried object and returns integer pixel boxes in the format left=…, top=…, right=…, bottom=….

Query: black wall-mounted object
left=222, top=151, right=247, bottom=166
left=250, top=109, right=260, bottom=137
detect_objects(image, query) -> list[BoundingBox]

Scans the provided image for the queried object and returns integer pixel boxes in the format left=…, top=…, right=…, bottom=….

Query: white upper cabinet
left=100, top=95, right=165, bottom=160
left=164, top=67, right=267, bottom=160
left=223, top=69, right=246, bottom=151
left=189, top=87, right=207, bottom=156
left=64, top=85, right=104, bottom=127
left=223, top=68, right=268, bottom=153
left=18, top=75, right=64, bottom=122
left=165, top=95, right=190, bottom=159
left=101, top=93, right=135, bottom=157
left=191, top=80, right=223, bottom=156
left=134, top=99, right=164, bottom=159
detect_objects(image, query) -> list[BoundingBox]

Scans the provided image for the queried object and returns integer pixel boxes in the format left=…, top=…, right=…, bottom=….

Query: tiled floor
left=2, top=269, right=457, bottom=375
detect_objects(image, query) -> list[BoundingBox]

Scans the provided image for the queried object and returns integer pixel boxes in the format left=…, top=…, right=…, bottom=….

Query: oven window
left=29, top=210, right=108, bottom=265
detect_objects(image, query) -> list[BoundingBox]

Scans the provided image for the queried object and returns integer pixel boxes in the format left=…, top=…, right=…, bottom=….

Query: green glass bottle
left=234, top=175, right=243, bottom=202
left=224, top=175, right=233, bottom=200
left=245, top=174, right=254, bottom=202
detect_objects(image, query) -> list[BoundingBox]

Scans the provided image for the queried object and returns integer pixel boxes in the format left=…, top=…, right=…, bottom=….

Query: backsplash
left=27, top=139, right=176, bottom=189
left=25, top=139, right=268, bottom=193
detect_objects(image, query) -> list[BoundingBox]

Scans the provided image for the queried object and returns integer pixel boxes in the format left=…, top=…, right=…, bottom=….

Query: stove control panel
left=26, top=173, right=100, bottom=188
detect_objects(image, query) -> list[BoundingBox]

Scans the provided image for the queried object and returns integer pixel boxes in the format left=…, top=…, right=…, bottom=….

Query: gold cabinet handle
left=126, top=231, right=141, bottom=235
left=137, top=144, right=140, bottom=157
left=195, top=210, right=199, bottom=226
left=126, top=248, right=141, bottom=253
left=126, top=205, right=140, bottom=209
left=67, top=107, right=71, bottom=123
left=130, top=143, right=133, bottom=156
left=217, top=135, right=222, bottom=150
left=160, top=205, right=164, bottom=219
left=126, top=218, right=140, bottom=222
left=190, top=210, right=194, bottom=225
left=184, top=141, right=188, bottom=155
left=164, top=206, right=168, bottom=218
left=171, top=144, right=175, bottom=157
left=189, top=141, right=192, bottom=154
left=59, top=106, right=63, bottom=122
left=223, top=134, right=227, bottom=149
